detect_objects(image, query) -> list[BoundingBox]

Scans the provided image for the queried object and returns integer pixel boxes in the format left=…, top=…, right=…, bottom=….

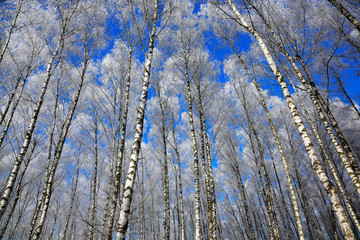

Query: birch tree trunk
left=0, top=77, right=26, bottom=149
left=196, top=83, right=218, bottom=240
left=154, top=78, right=171, bottom=240
left=298, top=56, right=360, bottom=179
left=216, top=15, right=305, bottom=239
left=115, top=1, right=159, bottom=238
left=204, top=135, right=218, bottom=240
left=233, top=46, right=304, bottom=240
left=27, top=74, right=61, bottom=239
left=197, top=93, right=213, bottom=240
left=287, top=74, right=360, bottom=232
left=62, top=150, right=80, bottom=240
left=327, top=0, right=360, bottom=32
left=31, top=52, right=90, bottom=240
left=161, top=108, right=170, bottom=240
left=88, top=116, right=99, bottom=240
left=0, top=23, right=65, bottom=220
left=0, top=74, right=22, bottom=127
left=0, top=0, right=23, bottom=65
left=0, top=140, right=36, bottom=239
left=139, top=155, right=145, bottom=240
left=105, top=49, right=133, bottom=240
left=170, top=112, right=186, bottom=240
left=227, top=1, right=355, bottom=238
left=249, top=3, right=360, bottom=195
left=183, top=58, right=202, bottom=240
left=253, top=131, right=280, bottom=240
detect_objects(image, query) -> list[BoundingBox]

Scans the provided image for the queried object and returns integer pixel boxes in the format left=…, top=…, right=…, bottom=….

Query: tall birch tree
left=115, top=0, right=163, bottom=238
left=225, top=1, right=355, bottom=238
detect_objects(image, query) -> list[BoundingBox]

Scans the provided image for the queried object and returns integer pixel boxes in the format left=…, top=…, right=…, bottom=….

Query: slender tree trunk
left=297, top=172, right=316, bottom=240
left=253, top=126, right=280, bottom=240
left=115, top=1, right=159, bottom=238
left=197, top=92, right=213, bottom=240
left=170, top=112, right=186, bottom=240
left=204, top=136, right=217, bottom=240
left=271, top=186, right=288, bottom=239
left=0, top=27, right=65, bottom=220
left=0, top=0, right=23, bottom=65
left=0, top=74, right=22, bottom=127
left=62, top=151, right=80, bottom=240
left=250, top=0, right=360, bottom=195
left=139, top=157, right=145, bottom=240
left=174, top=164, right=180, bottom=240
left=218, top=14, right=305, bottom=237
left=298, top=56, right=360, bottom=178
left=0, top=77, right=26, bottom=149
left=105, top=49, right=133, bottom=240
left=28, top=190, right=45, bottom=239
left=269, top=150, right=294, bottom=239
left=227, top=139, right=256, bottom=240
left=327, top=0, right=360, bottom=32
left=287, top=74, right=360, bottom=232
left=102, top=123, right=117, bottom=235
left=156, top=89, right=171, bottom=240
left=31, top=54, right=89, bottom=240
left=27, top=73, right=61, bottom=239
left=196, top=83, right=218, bottom=240
left=184, top=59, right=202, bottom=240
left=88, top=117, right=99, bottom=240
left=227, top=1, right=355, bottom=238
left=0, top=141, right=36, bottom=239
left=161, top=124, right=171, bottom=240
left=230, top=43, right=305, bottom=239
left=49, top=204, right=58, bottom=239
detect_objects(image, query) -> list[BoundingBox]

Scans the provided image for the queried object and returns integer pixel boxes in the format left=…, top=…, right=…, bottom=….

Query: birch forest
left=1, top=0, right=360, bottom=239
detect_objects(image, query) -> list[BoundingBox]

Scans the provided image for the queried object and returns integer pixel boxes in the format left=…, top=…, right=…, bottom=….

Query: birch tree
left=327, top=0, right=360, bottom=32
left=0, top=1, right=76, bottom=220
left=224, top=1, right=355, bottom=238
left=28, top=2, right=104, bottom=238
left=104, top=2, right=141, bottom=237
left=164, top=14, right=207, bottom=240
left=115, top=0, right=163, bottom=238
left=0, top=0, right=359, bottom=239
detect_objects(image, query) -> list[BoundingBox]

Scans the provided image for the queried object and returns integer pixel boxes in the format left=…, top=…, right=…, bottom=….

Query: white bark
left=185, top=67, right=202, bottom=240
left=31, top=55, right=89, bottom=240
left=327, top=0, right=360, bottom=32
left=170, top=112, right=186, bottom=240
left=115, top=1, right=159, bottom=238
left=0, top=27, right=65, bottom=220
left=161, top=113, right=170, bottom=240
left=287, top=75, right=360, bottom=233
left=251, top=5, right=360, bottom=195
left=105, top=49, right=133, bottom=240
left=298, top=56, right=360, bottom=180
left=197, top=99, right=213, bottom=240
left=88, top=118, right=99, bottom=240
left=227, top=1, right=355, bottom=239
left=0, top=0, right=23, bottom=65
left=0, top=141, right=36, bottom=239
left=197, top=84, right=217, bottom=240
left=0, top=77, right=26, bottom=148
left=231, top=45, right=304, bottom=239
